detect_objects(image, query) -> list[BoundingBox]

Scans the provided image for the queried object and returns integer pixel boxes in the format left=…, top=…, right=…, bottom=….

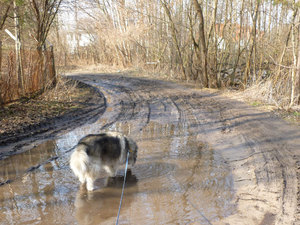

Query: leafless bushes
left=0, top=47, right=56, bottom=105
left=40, top=76, right=78, bottom=102
left=0, top=0, right=64, bottom=105
left=53, top=0, right=300, bottom=108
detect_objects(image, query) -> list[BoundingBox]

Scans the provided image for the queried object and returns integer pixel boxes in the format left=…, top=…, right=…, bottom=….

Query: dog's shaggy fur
left=70, top=132, right=138, bottom=191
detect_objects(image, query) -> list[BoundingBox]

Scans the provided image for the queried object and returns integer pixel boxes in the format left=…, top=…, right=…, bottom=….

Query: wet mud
left=0, top=73, right=299, bottom=225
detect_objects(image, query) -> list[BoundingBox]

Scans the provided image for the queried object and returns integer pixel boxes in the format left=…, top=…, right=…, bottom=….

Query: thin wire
left=116, top=151, right=130, bottom=225
left=188, top=200, right=213, bottom=225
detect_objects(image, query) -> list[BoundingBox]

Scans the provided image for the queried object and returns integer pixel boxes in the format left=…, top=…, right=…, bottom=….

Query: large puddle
left=0, top=124, right=235, bottom=224
left=0, top=79, right=236, bottom=225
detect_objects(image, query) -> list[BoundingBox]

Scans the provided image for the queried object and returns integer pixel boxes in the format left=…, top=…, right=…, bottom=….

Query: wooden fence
left=0, top=42, right=56, bottom=105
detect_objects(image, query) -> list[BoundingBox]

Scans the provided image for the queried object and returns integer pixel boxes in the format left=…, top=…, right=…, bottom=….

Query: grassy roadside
left=219, top=89, right=300, bottom=126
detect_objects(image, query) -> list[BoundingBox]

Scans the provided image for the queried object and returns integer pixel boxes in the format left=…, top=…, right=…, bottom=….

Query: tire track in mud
left=125, top=80, right=299, bottom=225
left=214, top=105, right=295, bottom=224
left=206, top=96, right=299, bottom=225
left=1, top=73, right=299, bottom=225
left=3, top=74, right=296, bottom=225
left=92, top=77, right=184, bottom=133
left=65, top=75, right=300, bottom=224
left=239, top=122, right=297, bottom=225
left=92, top=76, right=229, bottom=142
left=94, top=81, right=152, bottom=131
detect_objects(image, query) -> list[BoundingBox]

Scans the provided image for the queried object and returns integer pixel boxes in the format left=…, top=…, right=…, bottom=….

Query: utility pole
left=14, top=0, right=24, bottom=93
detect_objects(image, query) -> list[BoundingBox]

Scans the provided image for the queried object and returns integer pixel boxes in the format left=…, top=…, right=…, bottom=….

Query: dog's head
left=127, top=138, right=138, bottom=166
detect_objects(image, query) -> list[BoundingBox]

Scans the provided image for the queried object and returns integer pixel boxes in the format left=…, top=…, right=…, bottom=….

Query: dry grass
left=60, top=64, right=128, bottom=75
left=0, top=75, right=96, bottom=135
left=222, top=79, right=300, bottom=125
left=40, top=76, right=80, bottom=102
left=242, top=79, right=299, bottom=110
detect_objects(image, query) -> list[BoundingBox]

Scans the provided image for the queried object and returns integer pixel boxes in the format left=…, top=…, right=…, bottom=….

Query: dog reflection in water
left=75, top=170, right=138, bottom=224
left=70, top=132, right=138, bottom=191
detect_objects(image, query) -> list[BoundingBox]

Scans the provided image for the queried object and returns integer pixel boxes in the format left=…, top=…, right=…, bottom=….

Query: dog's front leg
left=78, top=174, right=86, bottom=184
left=86, top=175, right=95, bottom=191
left=103, top=165, right=117, bottom=177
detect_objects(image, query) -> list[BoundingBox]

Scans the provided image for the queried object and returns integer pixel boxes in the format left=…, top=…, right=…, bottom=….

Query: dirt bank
left=0, top=78, right=106, bottom=159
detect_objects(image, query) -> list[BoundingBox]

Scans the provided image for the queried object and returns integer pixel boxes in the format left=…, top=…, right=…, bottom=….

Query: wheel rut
left=0, top=73, right=299, bottom=225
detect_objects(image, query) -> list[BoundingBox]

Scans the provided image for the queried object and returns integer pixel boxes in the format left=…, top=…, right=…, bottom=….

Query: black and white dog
left=70, top=132, right=138, bottom=191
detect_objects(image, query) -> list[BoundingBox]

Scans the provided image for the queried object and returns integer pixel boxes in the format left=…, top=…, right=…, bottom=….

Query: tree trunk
left=0, top=3, right=11, bottom=30
left=293, top=9, right=300, bottom=106
left=160, top=0, right=186, bottom=80
left=207, top=0, right=219, bottom=87
left=274, top=8, right=298, bottom=84
left=243, top=0, right=260, bottom=87
left=290, top=22, right=297, bottom=108
left=74, top=0, right=80, bottom=59
left=193, top=0, right=209, bottom=87
left=14, top=0, right=24, bottom=94
left=296, top=40, right=300, bottom=105
left=230, top=0, right=245, bottom=86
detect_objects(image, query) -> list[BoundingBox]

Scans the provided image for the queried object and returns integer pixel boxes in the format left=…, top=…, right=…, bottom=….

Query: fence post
left=0, top=41, right=2, bottom=78
left=0, top=40, right=3, bottom=106
left=50, top=45, right=56, bottom=86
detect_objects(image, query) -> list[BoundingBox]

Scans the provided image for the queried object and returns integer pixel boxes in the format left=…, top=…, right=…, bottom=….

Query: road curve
left=0, top=73, right=299, bottom=225
left=69, top=73, right=300, bottom=225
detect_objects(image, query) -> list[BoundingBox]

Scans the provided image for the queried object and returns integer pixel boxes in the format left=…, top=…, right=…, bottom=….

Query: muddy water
left=0, top=75, right=235, bottom=225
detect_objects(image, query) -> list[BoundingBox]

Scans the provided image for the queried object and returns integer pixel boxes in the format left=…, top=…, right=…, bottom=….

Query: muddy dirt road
left=0, top=73, right=299, bottom=225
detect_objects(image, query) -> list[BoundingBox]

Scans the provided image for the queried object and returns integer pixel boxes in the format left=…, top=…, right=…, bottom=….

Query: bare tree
left=27, top=0, right=63, bottom=88
left=52, top=0, right=300, bottom=107
left=243, top=0, right=260, bottom=86
left=0, top=0, right=12, bottom=72
left=274, top=7, right=298, bottom=83
left=13, top=0, right=24, bottom=94
left=28, top=0, right=63, bottom=49
left=0, top=0, right=12, bottom=30
left=290, top=1, right=300, bottom=106
left=230, top=0, right=245, bottom=86
left=296, top=32, right=300, bottom=105
left=160, top=0, right=186, bottom=80
left=192, top=0, right=209, bottom=87
left=0, top=0, right=12, bottom=105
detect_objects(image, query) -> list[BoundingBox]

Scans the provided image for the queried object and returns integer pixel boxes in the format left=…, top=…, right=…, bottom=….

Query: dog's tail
left=70, top=144, right=89, bottom=183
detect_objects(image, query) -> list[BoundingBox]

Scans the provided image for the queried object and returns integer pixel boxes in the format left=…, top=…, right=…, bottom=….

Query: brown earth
left=0, top=72, right=299, bottom=225
left=0, top=78, right=106, bottom=158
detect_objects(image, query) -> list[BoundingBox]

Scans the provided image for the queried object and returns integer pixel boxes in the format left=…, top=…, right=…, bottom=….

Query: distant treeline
left=55, top=1, right=299, bottom=107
